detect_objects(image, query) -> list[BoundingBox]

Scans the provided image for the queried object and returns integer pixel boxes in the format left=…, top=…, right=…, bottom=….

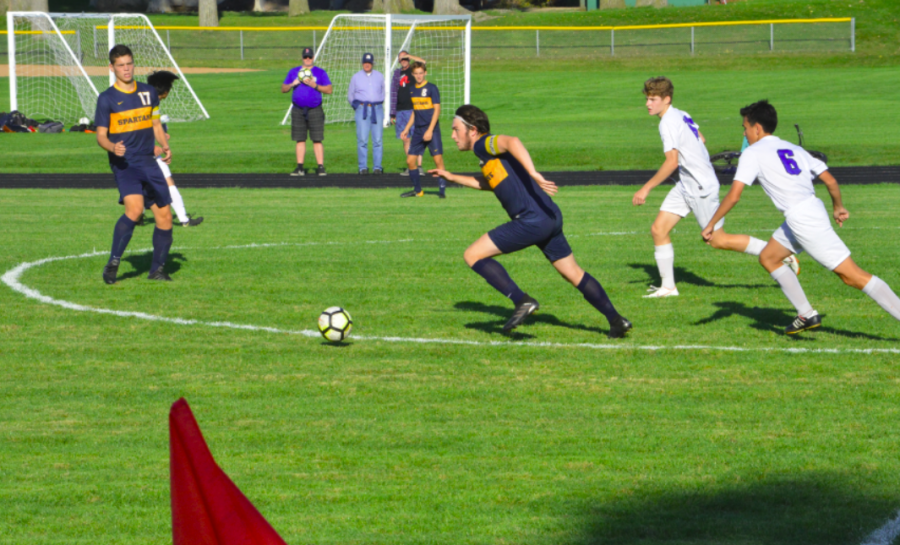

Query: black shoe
left=373, top=168, right=383, bottom=175
left=607, top=316, right=633, bottom=339
left=400, top=190, right=424, bottom=198
left=785, top=313, right=821, bottom=335
left=102, top=258, right=119, bottom=285
left=290, top=165, right=305, bottom=176
left=503, top=296, right=540, bottom=332
left=182, top=216, right=204, bottom=227
left=147, top=267, right=172, bottom=281
left=359, top=168, right=368, bottom=175
left=317, top=165, right=326, bottom=176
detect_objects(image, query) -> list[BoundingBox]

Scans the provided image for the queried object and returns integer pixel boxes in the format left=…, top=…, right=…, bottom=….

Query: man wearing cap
left=282, top=47, right=333, bottom=177
left=390, top=50, right=426, bottom=176
left=347, top=52, right=385, bottom=175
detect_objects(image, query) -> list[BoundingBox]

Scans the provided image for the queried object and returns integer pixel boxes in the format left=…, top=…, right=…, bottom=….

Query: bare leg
left=464, top=233, right=503, bottom=267
left=313, top=142, right=324, bottom=166
left=832, top=256, right=873, bottom=290
left=295, top=141, right=306, bottom=164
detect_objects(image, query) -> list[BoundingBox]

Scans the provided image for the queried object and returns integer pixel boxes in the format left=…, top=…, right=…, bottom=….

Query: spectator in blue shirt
left=282, top=47, right=333, bottom=176
left=347, top=52, right=385, bottom=175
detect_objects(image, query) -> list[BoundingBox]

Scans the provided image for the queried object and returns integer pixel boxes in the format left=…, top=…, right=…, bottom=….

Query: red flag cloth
left=169, top=398, right=288, bottom=545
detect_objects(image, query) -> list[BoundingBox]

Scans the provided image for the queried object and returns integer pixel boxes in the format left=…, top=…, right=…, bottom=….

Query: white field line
left=861, top=511, right=900, bottom=545
left=3, top=241, right=900, bottom=355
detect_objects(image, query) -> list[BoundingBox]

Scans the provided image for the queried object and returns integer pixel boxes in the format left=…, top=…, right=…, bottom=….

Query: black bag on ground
left=39, top=121, right=65, bottom=133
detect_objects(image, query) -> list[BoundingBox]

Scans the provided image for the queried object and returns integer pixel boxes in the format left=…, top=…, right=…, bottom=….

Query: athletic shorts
left=772, top=196, right=851, bottom=271
left=660, top=182, right=724, bottom=231
left=291, top=105, right=325, bottom=142
left=395, top=110, right=414, bottom=140
left=488, top=215, right=573, bottom=263
left=408, top=122, right=442, bottom=157
left=156, top=157, right=172, bottom=179
left=112, top=157, right=172, bottom=210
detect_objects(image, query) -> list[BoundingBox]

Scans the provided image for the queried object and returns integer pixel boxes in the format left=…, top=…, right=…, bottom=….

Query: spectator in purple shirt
left=347, top=52, right=385, bottom=175
left=282, top=47, right=333, bottom=177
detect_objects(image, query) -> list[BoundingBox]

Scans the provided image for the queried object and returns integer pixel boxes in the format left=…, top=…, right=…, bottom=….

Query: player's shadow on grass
left=567, top=473, right=900, bottom=545
left=695, top=301, right=898, bottom=341
left=454, top=301, right=607, bottom=338
left=119, top=252, right=186, bottom=281
left=628, top=263, right=773, bottom=290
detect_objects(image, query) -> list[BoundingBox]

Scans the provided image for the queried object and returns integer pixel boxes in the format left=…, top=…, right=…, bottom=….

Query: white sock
left=770, top=265, right=815, bottom=317
left=743, top=237, right=767, bottom=256
left=654, top=243, right=675, bottom=289
left=862, top=276, right=900, bottom=321
left=168, top=184, right=189, bottom=224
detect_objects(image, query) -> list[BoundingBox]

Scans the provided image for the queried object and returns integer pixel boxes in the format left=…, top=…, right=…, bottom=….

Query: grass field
left=3, top=184, right=900, bottom=544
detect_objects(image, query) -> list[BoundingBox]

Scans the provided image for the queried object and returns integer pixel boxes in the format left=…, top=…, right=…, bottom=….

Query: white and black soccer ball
left=318, top=307, right=352, bottom=342
left=78, top=117, right=90, bottom=125
left=299, top=68, right=314, bottom=81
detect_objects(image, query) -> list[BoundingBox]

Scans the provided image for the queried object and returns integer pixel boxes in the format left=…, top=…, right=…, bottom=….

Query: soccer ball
left=318, top=307, right=352, bottom=342
left=78, top=117, right=90, bottom=125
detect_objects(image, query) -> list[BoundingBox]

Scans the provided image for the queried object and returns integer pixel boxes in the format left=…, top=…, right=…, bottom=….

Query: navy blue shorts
left=488, top=215, right=573, bottom=263
left=112, top=157, right=172, bottom=209
left=408, top=123, right=442, bottom=157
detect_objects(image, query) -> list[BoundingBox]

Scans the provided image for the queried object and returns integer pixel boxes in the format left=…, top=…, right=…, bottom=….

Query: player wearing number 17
left=702, top=100, right=900, bottom=334
left=429, top=105, right=632, bottom=338
left=95, top=44, right=175, bottom=283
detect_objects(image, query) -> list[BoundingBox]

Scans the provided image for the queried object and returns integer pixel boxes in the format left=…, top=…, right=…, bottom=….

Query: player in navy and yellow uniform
left=400, top=62, right=446, bottom=198
left=430, top=105, right=632, bottom=337
left=95, top=45, right=175, bottom=284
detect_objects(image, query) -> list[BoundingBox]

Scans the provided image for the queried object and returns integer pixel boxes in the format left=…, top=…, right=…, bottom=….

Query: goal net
left=280, top=14, right=471, bottom=127
left=7, top=12, right=209, bottom=126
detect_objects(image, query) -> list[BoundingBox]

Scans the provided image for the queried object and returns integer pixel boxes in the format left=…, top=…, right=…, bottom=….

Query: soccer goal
left=280, top=14, right=471, bottom=127
left=6, top=12, right=209, bottom=126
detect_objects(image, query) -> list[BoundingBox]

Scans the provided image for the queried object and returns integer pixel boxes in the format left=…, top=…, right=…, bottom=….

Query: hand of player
left=154, top=145, right=163, bottom=157
left=701, top=224, right=714, bottom=242
left=113, top=141, right=126, bottom=157
left=632, top=188, right=650, bottom=206
left=292, top=77, right=301, bottom=87
left=428, top=168, right=450, bottom=179
left=423, top=130, right=433, bottom=142
left=400, top=128, right=409, bottom=139
left=303, top=77, right=317, bottom=88
left=532, top=172, right=558, bottom=197
left=160, top=147, right=171, bottom=164
left=834, top=206, right=849, bottom=227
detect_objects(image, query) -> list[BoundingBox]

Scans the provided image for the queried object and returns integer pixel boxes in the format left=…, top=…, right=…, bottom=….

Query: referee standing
left=282, top=47, right=333, bottom=176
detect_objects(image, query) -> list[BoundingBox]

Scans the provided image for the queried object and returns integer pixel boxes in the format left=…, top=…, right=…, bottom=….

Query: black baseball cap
left=302, top=47, right=314, bottom=58
left=362, top=52, right=374, bottom=64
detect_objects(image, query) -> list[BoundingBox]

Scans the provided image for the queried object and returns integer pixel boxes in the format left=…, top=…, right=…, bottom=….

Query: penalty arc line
left=3, top=243, right=900, bottom=356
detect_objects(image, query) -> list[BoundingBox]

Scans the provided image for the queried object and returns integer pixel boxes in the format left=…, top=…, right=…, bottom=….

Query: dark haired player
left=146, top=70, right=203, bottom=228
left=430, top=105, right=632, bottom=338
left=400, top=62, right=446, bottom=199
left=95, top=45, right=175, bottom=283
left=702, top=100, right=900, bottom=334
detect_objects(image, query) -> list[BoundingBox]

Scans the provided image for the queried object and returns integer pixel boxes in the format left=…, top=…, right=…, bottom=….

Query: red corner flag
left=169, top=398, right=288, bottom=545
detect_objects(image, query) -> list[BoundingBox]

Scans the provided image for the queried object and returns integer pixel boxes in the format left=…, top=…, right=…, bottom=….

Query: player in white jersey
left=702, top=100, right=900, bottom=334
left=632, top=77, right=796, bottom=299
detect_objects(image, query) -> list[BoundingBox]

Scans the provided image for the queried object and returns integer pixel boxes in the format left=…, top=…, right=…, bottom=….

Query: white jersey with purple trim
left=658, top=105, right=718, bottom=198
left=734, top=135, right=828, bottom=215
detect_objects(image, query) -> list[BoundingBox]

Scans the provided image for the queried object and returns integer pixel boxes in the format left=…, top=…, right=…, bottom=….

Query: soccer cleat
left=359, top=168, right=369, bottom=175
left=317, top=165, right=326, bottom=176
left=147, top=267, right=172, bottom=281
left=290, top=166, right=305, bottom=176
left=400, top=190, right=424, bottom=198
left=643, top=286, right=679, bottom=298
left=785, top=313, right=821, bottom=335
left=102, top=258, right=119, bottom=285
left=783, top=255, right=801, bottom=275
left=438, top=191, right=446, bottom=199
left=400, top=168, right=410, bottom=177
left=182, top=216, right=204, bottom=227
left=607, top=316, right=633, bottom=339
left=503, top=295, right=540, bottom=332
left=373, top=168, right=383, bottom=175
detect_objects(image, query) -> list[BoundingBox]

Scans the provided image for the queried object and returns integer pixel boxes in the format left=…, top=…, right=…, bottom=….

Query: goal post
left=280, top=14, right=471, bottom=128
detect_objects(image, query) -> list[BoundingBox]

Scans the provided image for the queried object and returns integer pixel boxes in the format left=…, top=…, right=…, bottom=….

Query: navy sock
left=577, top=272, right=620, bottom=324
left=471, top=258, right=525, bottom=304
left=150, top=227, right=173, bottom=273
left=409, top=166, right=422, bottom=194
left=110, top=214, right=136, bottom=263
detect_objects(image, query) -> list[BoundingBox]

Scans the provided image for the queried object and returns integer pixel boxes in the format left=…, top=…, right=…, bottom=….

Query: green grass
left=2, top=184, right=900, bottom=544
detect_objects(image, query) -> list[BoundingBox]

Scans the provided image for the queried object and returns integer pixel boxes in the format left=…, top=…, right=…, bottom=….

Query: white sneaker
left=643, top=286, right=679, bottom=298
left=783, top=255, right=800, bottom=275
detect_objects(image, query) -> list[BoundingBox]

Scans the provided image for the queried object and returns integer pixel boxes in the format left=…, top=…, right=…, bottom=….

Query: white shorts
left=156, top=157, right=172, bottom=179
left=660, top=183, right=724, bottom=231
left=772, top=197, right=851, bottom=271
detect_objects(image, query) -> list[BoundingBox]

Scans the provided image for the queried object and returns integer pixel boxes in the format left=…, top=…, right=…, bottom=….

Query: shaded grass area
left=2, top=185, right=900, bottom=544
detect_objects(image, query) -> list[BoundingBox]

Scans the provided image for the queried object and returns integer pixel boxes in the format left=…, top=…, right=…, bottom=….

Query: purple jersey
left=284, top=66, right=330, bottom=109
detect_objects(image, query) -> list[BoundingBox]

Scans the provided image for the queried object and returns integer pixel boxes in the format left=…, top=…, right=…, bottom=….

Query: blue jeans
left=355, top=103, right=383, bottom=171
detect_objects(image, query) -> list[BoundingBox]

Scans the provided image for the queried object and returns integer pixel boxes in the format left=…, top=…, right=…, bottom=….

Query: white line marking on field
left=3, top=243, right=900, bottom=355
left=861, top=511, right=900, bottom=545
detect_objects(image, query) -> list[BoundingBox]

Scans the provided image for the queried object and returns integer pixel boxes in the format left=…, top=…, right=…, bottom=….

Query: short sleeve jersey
left=734, top=135, right=828, bottom=215
left=284, top=66, right=331, bottom=109
left=411, top=82, right=440, bottom=128
left=396, top=67, right=414, bottom=112
left=658, top=105, right=719, bottom=197
left=94, top=81, right=160, bottom=164
left=473, top=134, right=561, bottom=222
